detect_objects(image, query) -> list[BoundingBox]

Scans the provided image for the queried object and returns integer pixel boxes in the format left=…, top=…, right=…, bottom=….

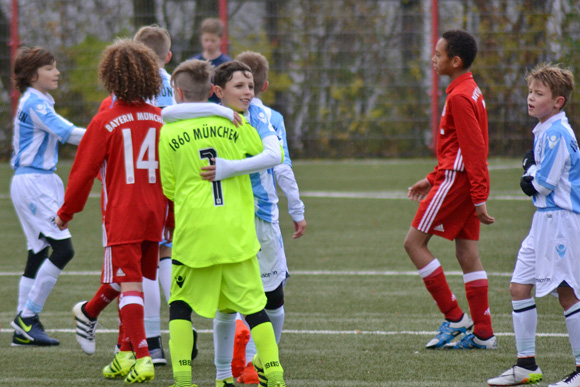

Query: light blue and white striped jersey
left=253, top=98, right=305, bottom=223
left=11, top=88, right=77, bottom=174
left=246, top=101, right=283, bottom=223
left=109, top=68, right=175, bottom=109
left=152, top=68, right=175, bottom=108
left=532, top=112, right=580, bottom=213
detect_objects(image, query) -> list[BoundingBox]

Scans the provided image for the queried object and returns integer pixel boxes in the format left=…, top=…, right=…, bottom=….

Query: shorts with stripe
left=11, top=173, right=72, bottom=253
left=412, top=169, right=479, bottom=241
left=512, top=209, right=580, bottom=299
left=256, top=217, right=288, bottom=292
left=169, top=256, right=267, bottom=319
left=101, top=241, right=159, bottom=283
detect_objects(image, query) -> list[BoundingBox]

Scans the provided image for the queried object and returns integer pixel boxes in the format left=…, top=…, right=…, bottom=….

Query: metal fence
left=0, top=0, right=579, bottom=159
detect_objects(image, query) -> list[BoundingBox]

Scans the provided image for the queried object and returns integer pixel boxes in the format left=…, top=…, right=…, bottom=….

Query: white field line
left=0, top=327, right=569, bottom=338
left=300, top=191, right=528, bottom=201
left=0, top=270, right=512, bottom=277
left=0, top=191, right=528, bottom=200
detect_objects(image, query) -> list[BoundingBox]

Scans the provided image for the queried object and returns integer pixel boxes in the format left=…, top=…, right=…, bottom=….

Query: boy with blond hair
left=488, top=64, right=580, bottom=387
left=159, top=59, right=286, bottom=387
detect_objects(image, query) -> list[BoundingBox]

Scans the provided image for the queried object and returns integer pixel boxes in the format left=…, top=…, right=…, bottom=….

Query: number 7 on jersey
left=199, top=148, right=224, bottom=206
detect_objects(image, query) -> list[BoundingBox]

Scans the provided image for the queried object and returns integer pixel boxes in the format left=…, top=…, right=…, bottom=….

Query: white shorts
left=11, top=173, right=71, bottom=253
left=512, top=209, right=580, bottom=299
left=255, top=216, right=288, bottom=292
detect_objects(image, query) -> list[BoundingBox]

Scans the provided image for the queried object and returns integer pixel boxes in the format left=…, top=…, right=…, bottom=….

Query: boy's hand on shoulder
left=475, top=203, right=495, bottom=225
left=232, top=111, right=242, bottom=127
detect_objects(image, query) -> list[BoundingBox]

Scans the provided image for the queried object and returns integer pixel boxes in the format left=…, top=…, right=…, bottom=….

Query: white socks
left=512, top=298, right=537, bottom=358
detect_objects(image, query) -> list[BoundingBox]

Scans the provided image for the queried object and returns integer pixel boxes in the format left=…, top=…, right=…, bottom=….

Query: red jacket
left=58, top=101, right=168, bottom=245
left=427, top=72, right=490, bottom=205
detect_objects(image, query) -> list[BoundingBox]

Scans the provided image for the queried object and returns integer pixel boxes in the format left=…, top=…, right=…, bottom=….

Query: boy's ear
left=214, top=85, right=224, bottom=99
left=208, top=84, right=215, bottom=99
left=452, top=55, right=463, bottom=69
left=555, top=95, right=566, bottom=110
left=175, top=87, right=184, bottom=103
left=165, top=51, right=172, bottom=65
left=261, top=80, right=269, bottom=94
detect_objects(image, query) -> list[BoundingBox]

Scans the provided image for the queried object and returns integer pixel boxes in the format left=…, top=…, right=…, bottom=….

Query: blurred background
left=0, top=0, right=578, bottom=159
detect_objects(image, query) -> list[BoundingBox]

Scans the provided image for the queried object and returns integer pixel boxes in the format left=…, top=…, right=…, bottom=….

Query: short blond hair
left=236, top=51, right=269, bottom=95
left=171, top=59, right=213, bottom=102
left=134, top=24, right=171, bottom=62
left=200, top=18, right=224, bottom=37
left=526, top=63, right=575, bottom=109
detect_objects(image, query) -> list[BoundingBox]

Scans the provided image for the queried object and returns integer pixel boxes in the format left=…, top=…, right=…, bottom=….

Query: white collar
left=532, top=111, right=567, bottom=136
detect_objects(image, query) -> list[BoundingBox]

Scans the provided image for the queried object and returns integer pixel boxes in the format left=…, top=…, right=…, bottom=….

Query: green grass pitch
left=0, top=159, right=574, bottom=386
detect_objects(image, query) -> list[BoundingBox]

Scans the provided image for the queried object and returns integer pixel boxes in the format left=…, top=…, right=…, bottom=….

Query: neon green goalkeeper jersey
left=159, top=115, right=263, bottom=268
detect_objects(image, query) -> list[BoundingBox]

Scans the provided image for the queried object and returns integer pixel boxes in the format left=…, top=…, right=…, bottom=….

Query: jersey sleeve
left=451, top=94, right=489, bottom=204
left=158, top=125, right=176, bottom=202
left=29, top=100, right=77, bottom=143
left=57, top=116, right=108, bottom=222
left=274, top=163, right=305, bottom=222
left=535, top=128, right=569, bottom=192
left=241, top=121, right=266, bottom=157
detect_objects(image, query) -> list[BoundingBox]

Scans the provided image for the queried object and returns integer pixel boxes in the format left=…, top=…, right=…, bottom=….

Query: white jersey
left=152, top=68, right=176, bottom=108
left=248, top=98, right=305, bottom=223
left=11, top=88, right=78, bottom=174
left=529, top=112, right=580, bottom=212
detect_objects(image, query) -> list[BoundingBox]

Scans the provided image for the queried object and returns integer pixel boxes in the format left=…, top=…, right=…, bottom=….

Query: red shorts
left=411, top=169, right=480, bottom=241
left=101, top=241, right=159, bottom=284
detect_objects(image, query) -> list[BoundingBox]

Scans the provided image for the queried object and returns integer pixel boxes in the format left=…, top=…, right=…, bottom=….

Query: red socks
left=422, top=267, right=463, bottom=322
left=84, top=284, right=121, bottom=319
left=465, top=279, right=493, bottom=338
left=119, top=291, right=149, bottom=358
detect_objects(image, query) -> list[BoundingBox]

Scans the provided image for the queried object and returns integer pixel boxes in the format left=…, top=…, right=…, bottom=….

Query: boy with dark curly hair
left=56, top=39, right=170, bottom=384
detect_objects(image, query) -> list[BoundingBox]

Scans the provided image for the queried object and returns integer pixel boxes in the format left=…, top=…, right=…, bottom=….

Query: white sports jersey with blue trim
left=11, top=88, right=77, bottom=174
left=531, top=112, right=580, bottom=212
left=246, top=102, right=282, bottom=223
left=153, top=68, right=176, bottom=108
left=251, top=98, right=305, bottom=223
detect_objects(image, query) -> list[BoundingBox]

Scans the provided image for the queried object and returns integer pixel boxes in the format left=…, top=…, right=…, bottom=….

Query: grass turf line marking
left=0, top=327, right=569, bottom=338
left=0, top=270, right=513, bottom=277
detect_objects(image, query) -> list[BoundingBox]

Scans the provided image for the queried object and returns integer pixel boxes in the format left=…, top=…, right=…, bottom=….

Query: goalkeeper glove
left=520, top=175, right=538, bottom=196
left=522, top=149, right=535, bottom=172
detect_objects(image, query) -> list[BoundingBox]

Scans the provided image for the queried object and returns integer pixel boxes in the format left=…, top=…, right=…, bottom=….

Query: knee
left=245, top=309, right=270, bottom=330
left=265, top=283, right=285, bottom=310
left=509, top=283, right=532, bottom=300
left=403, top=234, right=415, bottom=254
left=169, top=300, right=192, bottom=321
left=48, top=238, right=75, bottom=270
left=23, top=247, right=49, bottom=278
left=557, top=287, right=579, bottom=310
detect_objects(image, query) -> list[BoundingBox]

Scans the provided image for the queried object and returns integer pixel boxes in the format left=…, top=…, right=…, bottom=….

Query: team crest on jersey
left=548, top=135, right=560, bottom=149
left=556, top=243, right=567, bottom=258
left=35, top=103, right=47, bottom=115
left=257, top=111, right=268, bottom=124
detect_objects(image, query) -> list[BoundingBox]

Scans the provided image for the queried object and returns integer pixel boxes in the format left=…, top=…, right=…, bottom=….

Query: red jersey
left=58, top=101, right=167, bottom=246
left=427, top=72, right=490, bottom=205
